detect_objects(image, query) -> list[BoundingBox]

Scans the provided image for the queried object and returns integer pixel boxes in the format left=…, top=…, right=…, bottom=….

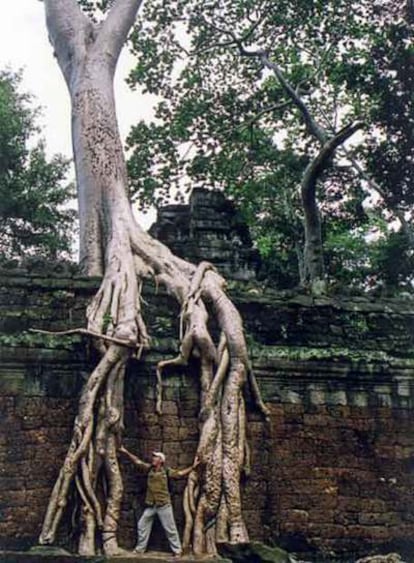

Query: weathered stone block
left=2, top=271, right=414, bottom=559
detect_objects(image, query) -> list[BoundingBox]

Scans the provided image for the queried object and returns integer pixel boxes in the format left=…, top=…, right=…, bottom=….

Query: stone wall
left=1, top=264, right=414, bottom=560
left=149, top=188, right=260, bottom=281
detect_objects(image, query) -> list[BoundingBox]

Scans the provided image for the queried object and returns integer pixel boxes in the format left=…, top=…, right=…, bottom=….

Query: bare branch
left=196, top=20, right=335, bottom=148
left=188, top=15, right=236, bottom=56
left=302, top=121, right=364, bottom=206
left=44, top=0, right=90, bottom=84
left=338, top=147, right=414, bottom=244
left=241, top=101, right=293, bottom=129
left=29, top=328, right=144, bottom=352
left=258, top=53, right=328, bottom=143
left=295, top=44, right=336, bottom=93
left=192, top=14, right=337, bottom=153
left=239, top=1, right=272, bottom=44
left=319, top=108, right=414, bottom=244
left=188, top=38, right=237, bottom=57
left=96, top=0, right=144, bottom=67
left=193, top=21, right=330, bottom=146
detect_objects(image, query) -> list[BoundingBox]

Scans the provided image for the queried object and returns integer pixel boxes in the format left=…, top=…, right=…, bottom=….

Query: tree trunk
left=39, top=0, right=268, bottom=555
left=301, top=123, right=364, bottom=293
left=301, top=180, right=325, bottom=293
left=241, top=51, right=363, bottom=292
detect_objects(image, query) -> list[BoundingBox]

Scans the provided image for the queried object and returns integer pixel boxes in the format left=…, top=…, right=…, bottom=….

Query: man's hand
left=117, top=447, right=148, bottom=470
left=192, top=455, right=201, bottom=469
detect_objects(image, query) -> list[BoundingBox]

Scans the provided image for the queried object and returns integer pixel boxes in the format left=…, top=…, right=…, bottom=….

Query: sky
left=0, top=1, right=154, bottom=155
left=0, top=2, right=157, bottom=226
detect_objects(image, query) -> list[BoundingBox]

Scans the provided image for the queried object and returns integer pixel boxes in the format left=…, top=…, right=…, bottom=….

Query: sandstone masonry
left=0, top=263, right=413, bottom=561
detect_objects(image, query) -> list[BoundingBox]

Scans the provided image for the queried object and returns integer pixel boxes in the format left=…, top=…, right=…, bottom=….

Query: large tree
left=0, top=69, right=75, bottom=260
left=39, top=0, right=267, bottom=556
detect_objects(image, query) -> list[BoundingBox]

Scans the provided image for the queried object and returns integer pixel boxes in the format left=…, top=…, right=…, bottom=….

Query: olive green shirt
left=138, top=462, right=180, bottom=507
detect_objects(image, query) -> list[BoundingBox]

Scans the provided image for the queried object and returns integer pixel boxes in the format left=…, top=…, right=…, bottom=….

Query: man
left=119, top=446, right=199, bottom=558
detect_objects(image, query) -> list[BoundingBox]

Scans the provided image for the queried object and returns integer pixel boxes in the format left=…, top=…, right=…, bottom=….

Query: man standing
left=119, top=446, right=199, bottom=558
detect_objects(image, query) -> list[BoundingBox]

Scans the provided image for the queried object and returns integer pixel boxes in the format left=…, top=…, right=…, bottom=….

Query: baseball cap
left=152, top=451, right=166, bottom=463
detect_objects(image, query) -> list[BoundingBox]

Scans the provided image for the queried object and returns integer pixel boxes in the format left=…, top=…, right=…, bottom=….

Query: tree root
left=155, top=261, right=267, bottom=551
left=29, top=327, right=144, bottom=354
left=41, top=0, right=268, bottom=555
left=39, top=229, right=267, bottom=555
left=247, top=368, right=271, bottom=421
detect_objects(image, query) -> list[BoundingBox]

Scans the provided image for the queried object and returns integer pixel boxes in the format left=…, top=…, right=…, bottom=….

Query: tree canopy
left=125, top=0, right=413, bottom=293
left=0, top=69, right=76, bottom=261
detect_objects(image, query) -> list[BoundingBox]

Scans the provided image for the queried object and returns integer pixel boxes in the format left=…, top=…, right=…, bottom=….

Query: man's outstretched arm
left=169, top=456, right=200, bottom=479
left=118, top=445, right=150, bottom=471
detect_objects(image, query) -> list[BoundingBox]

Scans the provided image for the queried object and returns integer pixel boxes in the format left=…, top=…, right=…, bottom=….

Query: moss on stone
left=0, top=331, right=82, bottom=350
left=248, top=341, right=414, bottom=364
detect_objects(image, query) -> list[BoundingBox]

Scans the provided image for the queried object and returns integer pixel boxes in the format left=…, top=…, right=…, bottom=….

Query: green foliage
left=249, top=342, right=393, bottom=364
left=125, top=0, right=412, bottom=292
left=371, top=230, right=414, bottom=293
left=0, top=331, right=82, bottom=350
left=0, top=69, right=76, bottom=261
left=338, top=4, right=413, bottom=211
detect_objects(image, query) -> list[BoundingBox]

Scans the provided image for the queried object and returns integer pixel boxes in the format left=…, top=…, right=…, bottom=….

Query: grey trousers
left=135, top=503, right=182, bottom=555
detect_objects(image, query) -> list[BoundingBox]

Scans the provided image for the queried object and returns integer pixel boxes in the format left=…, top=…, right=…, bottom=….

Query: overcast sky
left=0, top=1, right=156, bottom=226
left=0, top=2, right=155, bottom=157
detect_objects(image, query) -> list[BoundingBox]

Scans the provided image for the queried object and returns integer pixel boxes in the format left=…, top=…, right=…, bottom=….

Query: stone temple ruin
left=149, top=188, right=260, bottom=281
left=0, top=189, right=413, bottom=562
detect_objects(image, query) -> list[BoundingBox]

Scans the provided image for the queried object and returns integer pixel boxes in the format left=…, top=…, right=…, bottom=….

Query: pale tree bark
left=39, top=0, right=267, bottom=556
left=195, top=20, right=375, bottom=291
left=252, top=51, right=364, bottom=292
left=301, top=122, right=364, bottom=292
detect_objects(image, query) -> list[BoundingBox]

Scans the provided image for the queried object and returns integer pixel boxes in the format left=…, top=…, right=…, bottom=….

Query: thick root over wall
left=40, top=1, right=268, bottom=554
left=38, top=227, right=269, bottom=556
